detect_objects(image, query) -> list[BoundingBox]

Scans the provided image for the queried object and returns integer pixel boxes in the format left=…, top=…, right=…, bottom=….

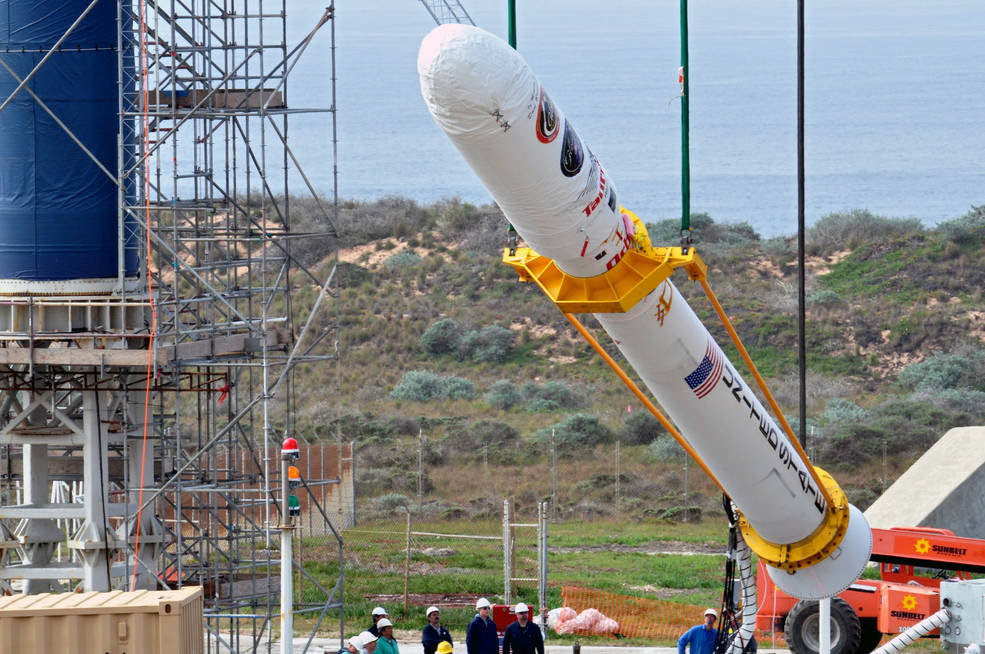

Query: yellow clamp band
left=738, top=466, right=851, bottom=571
left=502, top=208, right=707, bottom=314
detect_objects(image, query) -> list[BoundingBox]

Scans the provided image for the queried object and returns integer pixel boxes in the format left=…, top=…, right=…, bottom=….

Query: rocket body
left=419, top=24, right=871, bottom=599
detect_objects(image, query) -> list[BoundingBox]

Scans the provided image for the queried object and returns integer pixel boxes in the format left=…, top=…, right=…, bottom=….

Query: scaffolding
left=418, top=0, right=476, bottom=26
left=0, top=1, right=347, bottom=652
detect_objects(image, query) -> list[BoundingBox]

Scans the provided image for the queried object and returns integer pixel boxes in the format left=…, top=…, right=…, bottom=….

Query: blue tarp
left=0, top=0, right=137, bottom=280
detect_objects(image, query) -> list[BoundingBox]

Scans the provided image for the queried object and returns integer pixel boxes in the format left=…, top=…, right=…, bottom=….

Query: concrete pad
left=273, top=640, right=789, bottom=654
left=865, top=426, right=985, bottom=538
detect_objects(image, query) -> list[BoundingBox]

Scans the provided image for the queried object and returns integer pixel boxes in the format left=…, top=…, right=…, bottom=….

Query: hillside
left=288, top=198, right=985, bottom=521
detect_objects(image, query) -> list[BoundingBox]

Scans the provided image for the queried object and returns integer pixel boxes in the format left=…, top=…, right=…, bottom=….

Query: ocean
left=285, top=0, right=985, bottom=238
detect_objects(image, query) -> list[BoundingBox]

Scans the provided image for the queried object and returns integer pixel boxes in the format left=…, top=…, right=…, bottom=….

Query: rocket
left=418, top=24, right=871, bottom=600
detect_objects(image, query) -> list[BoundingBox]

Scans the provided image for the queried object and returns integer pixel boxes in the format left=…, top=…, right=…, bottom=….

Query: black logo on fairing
left=560, top=120, right=584, bottom=177
left=535, top=87, right=559, bottom=143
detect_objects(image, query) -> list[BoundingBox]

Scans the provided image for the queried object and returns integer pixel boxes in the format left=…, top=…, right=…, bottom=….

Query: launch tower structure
left=0, top=1, right=347, bottom=650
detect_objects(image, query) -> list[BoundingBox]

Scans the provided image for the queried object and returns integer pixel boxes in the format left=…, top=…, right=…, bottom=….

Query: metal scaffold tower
left=0, top=1, right=349, bottom=651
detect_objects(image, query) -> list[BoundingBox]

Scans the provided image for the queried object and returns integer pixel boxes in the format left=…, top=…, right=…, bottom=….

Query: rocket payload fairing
left=418, top=24, right=871, bottom=600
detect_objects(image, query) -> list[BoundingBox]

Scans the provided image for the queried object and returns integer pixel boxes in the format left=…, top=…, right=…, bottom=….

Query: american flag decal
left=683, top=340, right=725, bottom=398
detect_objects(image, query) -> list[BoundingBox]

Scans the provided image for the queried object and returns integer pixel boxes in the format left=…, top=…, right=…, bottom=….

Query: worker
left=422, top=605, right=453, bottom=654
left=502, top=602, right=544, bottom=654
left=375, top=618, right=399, bottom=654
left=678, top=609, right=719, bottom=654
left=467, top=597, right=499, bottom=654
left=347, top=632, right=379, bottom=654
left=370, top=606, right=389, bottom=637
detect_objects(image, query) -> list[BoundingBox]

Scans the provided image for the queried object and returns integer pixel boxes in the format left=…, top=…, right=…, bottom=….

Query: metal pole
left=503, top=499, right=511, bottom=606
left=550, top=430, right=558, bottom=521
left=819, top=598, right=831, bottom=654
left=614, top=440, right=621, bottom=509
left=797, top=0, right=807, bottom=447
left=682, top=455, right=689, bottom=522
left=418, top=427, right=424, bottom=511
left=680, top=0, right=691, bottom=235
left=281, top=455, right=293, bottom=654
left=404, top=509, right=412, bottom=611
left=507, top=0, right=517, bottom=49
left=538, top=502, right=548, bottom=640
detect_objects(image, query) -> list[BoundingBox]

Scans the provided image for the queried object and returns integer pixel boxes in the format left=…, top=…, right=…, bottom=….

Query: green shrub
left=819, top=398, right=869, bottom=427
left=390, top=370, right=477, bottom=401
left=436, top=375, right=478, bottom=399
left=377, top=493, right=412, bottom=511
left=646, top=436, right=686, bottom=461
left=939, top=205, right=985, bottom=246
left=645, top=213, right=760, bottom=245
left=898, top=348, right=985, bottom=392
left=525, top=398, right=561, bottom=412
left=484, top=379, right=522, bottom=410
left=806, top=209, right=923, bottom=255
left=457, top=325, right=514, bottom=362
left=621, top=411, right=665, bottom=445
left=384, top=251, right=421, bottom=270
left=520, top=380, right=584, bottom=409
left=442, top=419, right=521, bottom=463
left=807, top=289, right=842, bottom=309
left=532, top=413, right=613, bottom=449
left=917, top=388, right=985, bottom=416
left=420, top=318, right=462, bottom=356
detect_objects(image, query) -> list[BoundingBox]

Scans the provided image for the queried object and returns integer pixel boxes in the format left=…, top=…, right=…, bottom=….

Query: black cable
left=93, top=380, right=113, bottom=586
left=797, top=0, right=807, bottom=447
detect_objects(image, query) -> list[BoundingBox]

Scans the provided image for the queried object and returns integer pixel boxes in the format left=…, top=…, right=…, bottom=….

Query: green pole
left=680, top=0, right=691, bottom=236
left=508, top=0, right=517, bottom=49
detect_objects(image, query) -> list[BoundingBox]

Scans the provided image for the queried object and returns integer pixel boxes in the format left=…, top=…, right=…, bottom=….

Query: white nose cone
left=418, top=24, right=627, bottom=278
left=766, top=504, right=873, bottom=600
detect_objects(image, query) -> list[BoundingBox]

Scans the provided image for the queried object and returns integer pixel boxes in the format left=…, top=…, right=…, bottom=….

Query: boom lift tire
left=784, top=598, right=862, bottom=654
left=857, top=618, right=883, bottom=654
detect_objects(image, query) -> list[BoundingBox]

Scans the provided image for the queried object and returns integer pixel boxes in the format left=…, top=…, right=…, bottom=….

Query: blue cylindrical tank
left=0, top=1, right=137, bottom=281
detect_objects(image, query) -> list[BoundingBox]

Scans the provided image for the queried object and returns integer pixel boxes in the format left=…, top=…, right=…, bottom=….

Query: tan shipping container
left=0, top=586, right=203, bottom=654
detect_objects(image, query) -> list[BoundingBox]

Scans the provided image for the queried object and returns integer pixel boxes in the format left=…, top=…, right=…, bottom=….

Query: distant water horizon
left=285, top=1, right=985, bottom=238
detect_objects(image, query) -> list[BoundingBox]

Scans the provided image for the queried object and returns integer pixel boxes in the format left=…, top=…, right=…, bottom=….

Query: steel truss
left=0, top=1, right=347, bottom=652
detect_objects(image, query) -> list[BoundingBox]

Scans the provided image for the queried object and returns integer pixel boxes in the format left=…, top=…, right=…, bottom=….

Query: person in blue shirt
left=678, top=608, right=719, bottom=654
left=467, top=597, right=499, bottom=654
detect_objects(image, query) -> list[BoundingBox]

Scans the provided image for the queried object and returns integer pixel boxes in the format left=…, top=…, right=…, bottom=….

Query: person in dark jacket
left=466, top=597, right=499, bottom=654
left=502, top=603, right=543, bottom=654
left=422, top=605, right=453, bottom=654
left=369, top=606, right=388, bottom=637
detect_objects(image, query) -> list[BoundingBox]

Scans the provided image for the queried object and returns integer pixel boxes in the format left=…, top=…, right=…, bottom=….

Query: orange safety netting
left=560, top=586, right=705, bottom=640
left=559, top=586, right=787, bottom=646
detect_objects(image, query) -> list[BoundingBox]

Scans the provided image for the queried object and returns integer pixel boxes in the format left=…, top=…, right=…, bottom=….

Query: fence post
left=417, top=428, right=424, bottom=511
left=550, top=430, right=558, bottom=521
left=404, top=509, right=412, bottom=611
left=614, top=440, right=621, bottom=509
left=538, top=501, right=548, bottom=639
left=502, top=498, right=511, bottom=606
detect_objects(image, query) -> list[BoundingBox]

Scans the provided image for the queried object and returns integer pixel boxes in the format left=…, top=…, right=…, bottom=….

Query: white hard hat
left=476, top=598, right=491, bottom=610
left=376, top=618, right=393, bottom=629
left=704, top=608, right=718, bottom=618
left=349, top=635, right=365, bottom=649
left=359, top=631, right=379, bottom=645
left=426, top=605, right=441, bottom=617
left=514, top=602, right=529, bottom=614
left=372, top=606, right=388, bottom=616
